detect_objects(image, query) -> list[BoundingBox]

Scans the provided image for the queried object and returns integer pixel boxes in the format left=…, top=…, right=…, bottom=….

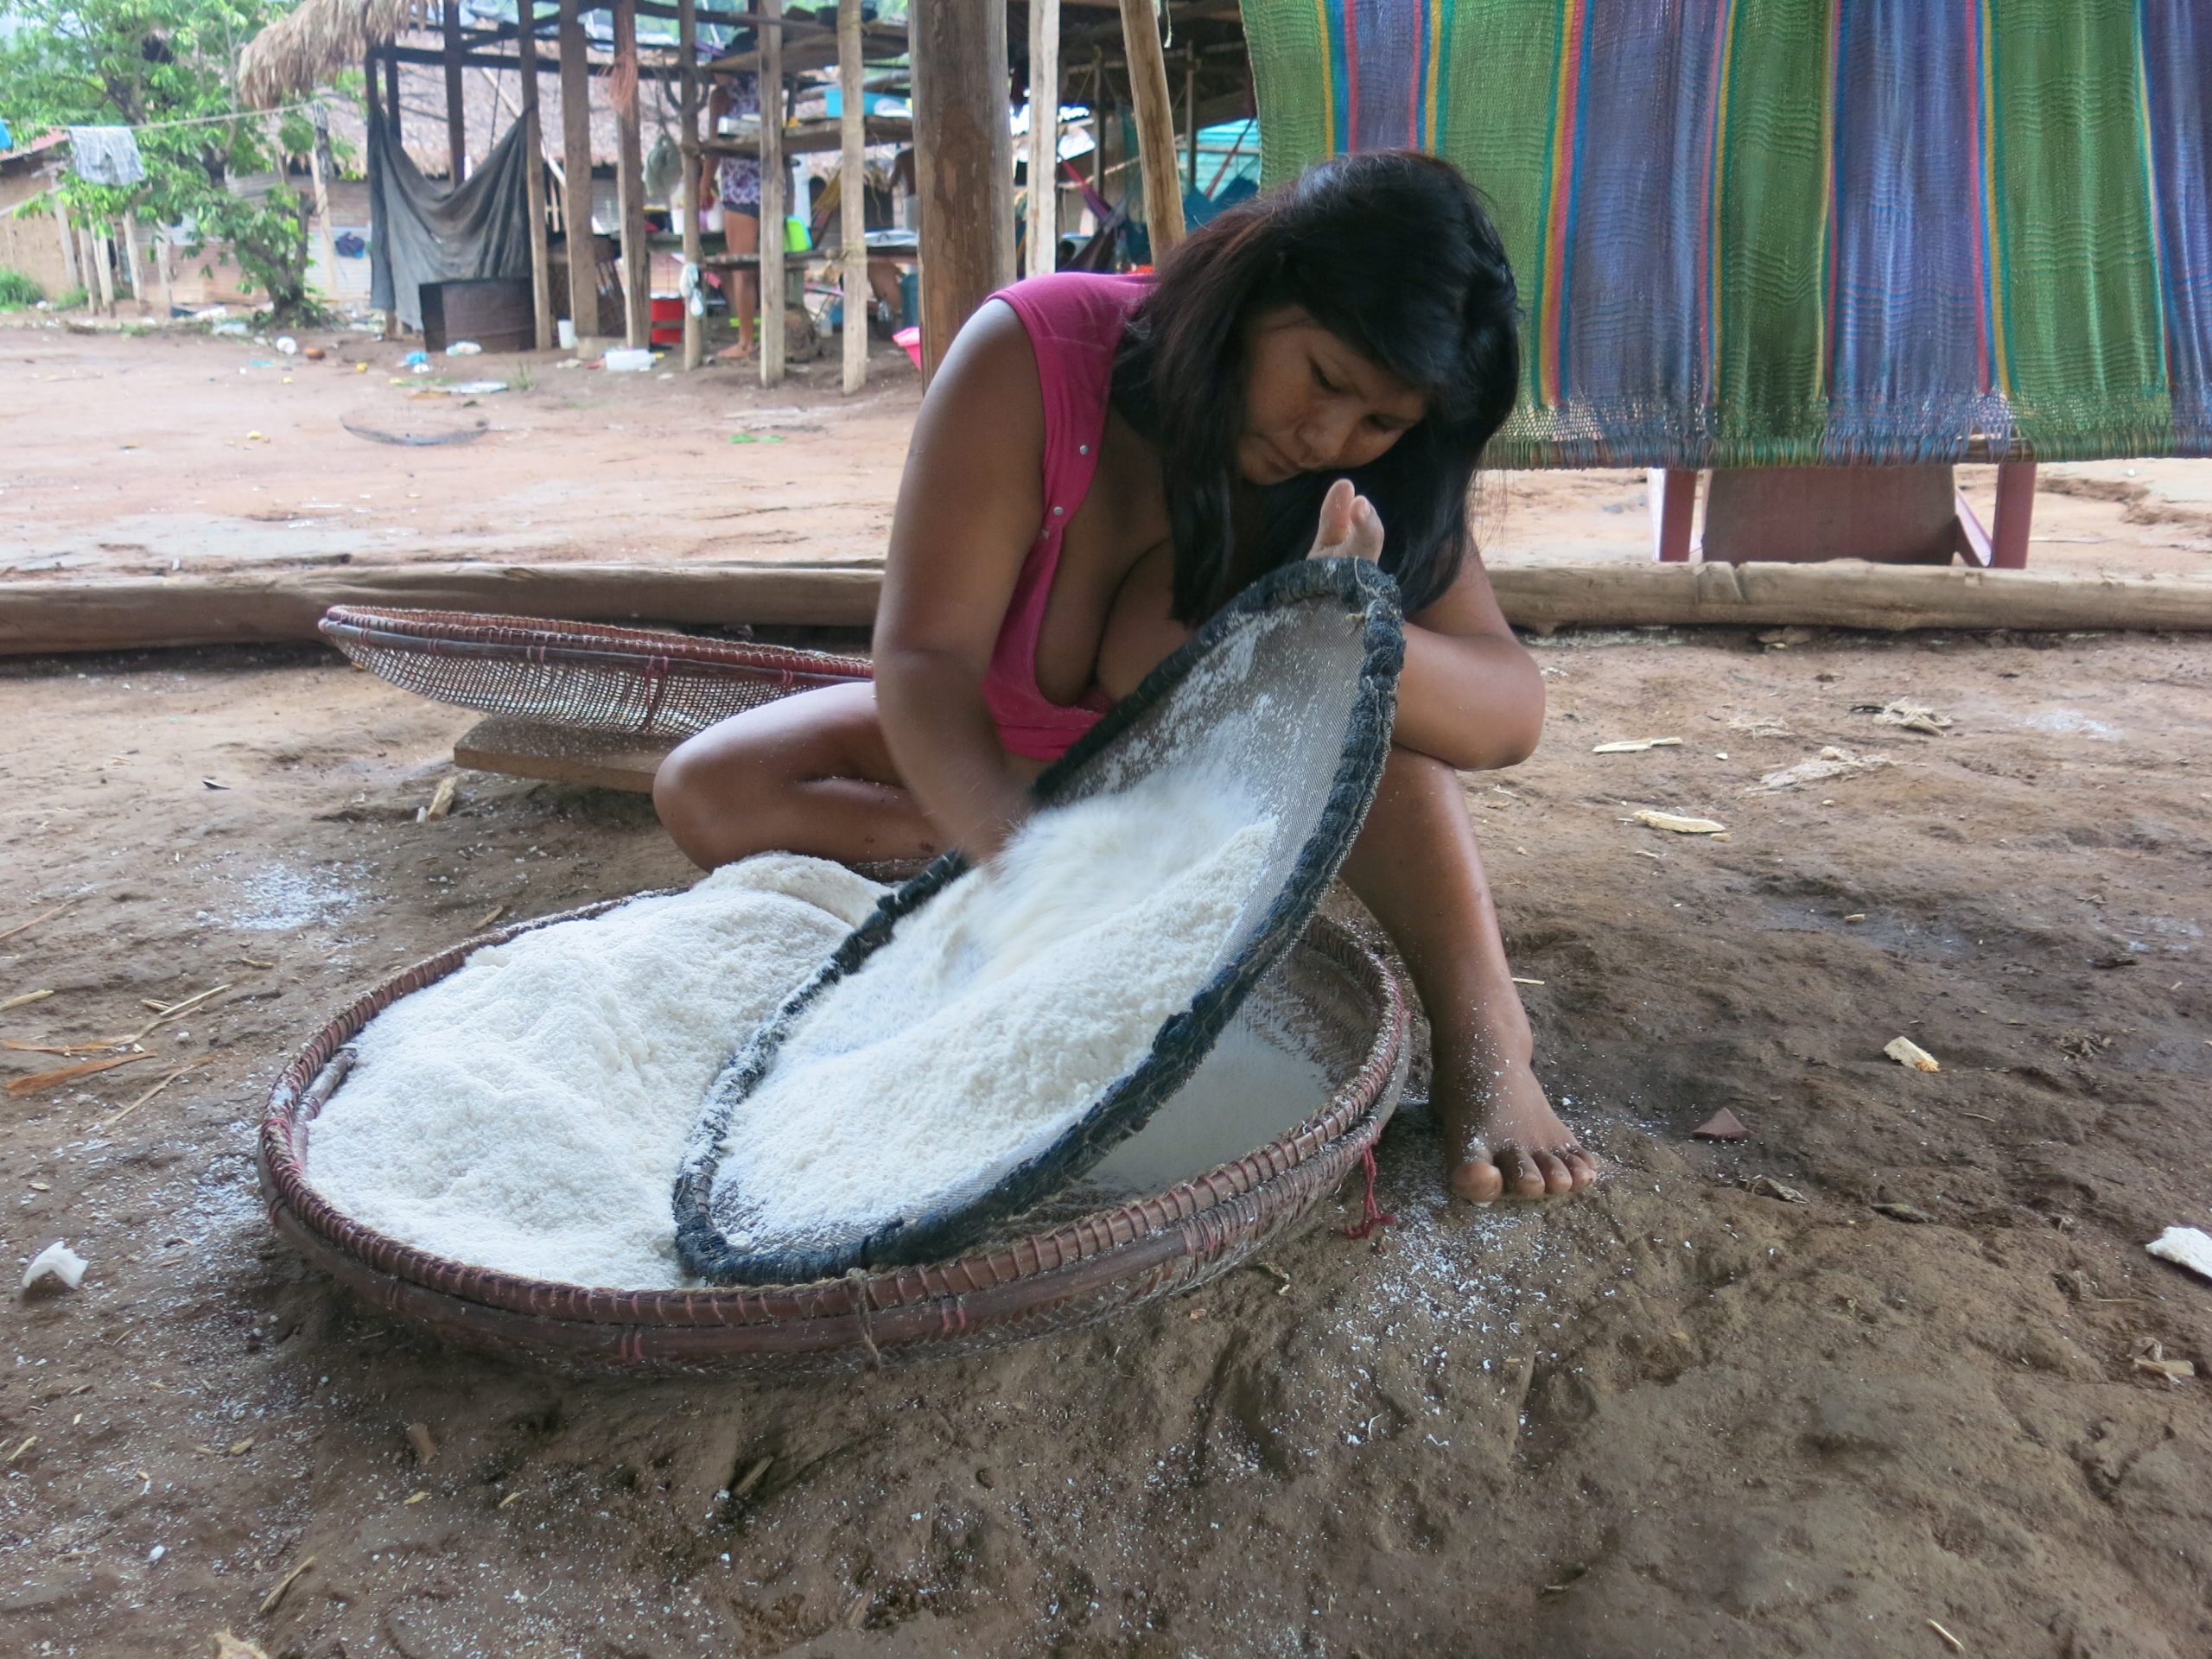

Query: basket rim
left=257, top=890, right=1408, bottom=1335
left=319, top=605, right=875, bottom=681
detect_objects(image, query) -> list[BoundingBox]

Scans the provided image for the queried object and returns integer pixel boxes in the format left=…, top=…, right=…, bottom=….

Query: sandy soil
left=8, top=318, right=2212, bottom=582
left=3, top=618, right=2211, bottom=1657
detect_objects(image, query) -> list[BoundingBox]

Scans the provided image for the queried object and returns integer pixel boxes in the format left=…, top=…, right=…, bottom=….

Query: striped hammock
left=1245, top=1, right=2212, bottom=468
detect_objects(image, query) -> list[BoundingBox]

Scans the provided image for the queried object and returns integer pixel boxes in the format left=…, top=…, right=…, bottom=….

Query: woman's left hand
left=1307, top=477, right=1385, bottom=563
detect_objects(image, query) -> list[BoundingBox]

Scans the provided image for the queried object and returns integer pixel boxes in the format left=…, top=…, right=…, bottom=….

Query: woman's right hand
left=1307, top=477, right=1385, bottom=563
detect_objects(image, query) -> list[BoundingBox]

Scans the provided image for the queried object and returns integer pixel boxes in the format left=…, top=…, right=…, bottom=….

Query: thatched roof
left=240, top=0, right=429, bottom=111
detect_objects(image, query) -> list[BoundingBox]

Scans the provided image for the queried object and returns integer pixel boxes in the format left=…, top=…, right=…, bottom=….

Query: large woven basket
left=319, top=607, right=872, bottom=739
left=257, top=900, right=1410, bottom=1375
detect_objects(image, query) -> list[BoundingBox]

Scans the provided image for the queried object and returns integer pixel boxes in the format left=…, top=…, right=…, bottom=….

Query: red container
left=650, top=296, right=683, bottom=346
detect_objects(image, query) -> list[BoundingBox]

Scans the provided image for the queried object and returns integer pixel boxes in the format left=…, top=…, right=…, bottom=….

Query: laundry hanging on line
left=67, top=126, right=146, bottom=187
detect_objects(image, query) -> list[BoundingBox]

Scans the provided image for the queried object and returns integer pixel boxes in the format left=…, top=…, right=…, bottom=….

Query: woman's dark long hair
left=1113, top=150, right=1522, bottom=624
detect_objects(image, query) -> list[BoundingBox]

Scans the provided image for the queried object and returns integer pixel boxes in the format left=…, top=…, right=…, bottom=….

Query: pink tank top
left=981, top=271, right=1153, bottom=763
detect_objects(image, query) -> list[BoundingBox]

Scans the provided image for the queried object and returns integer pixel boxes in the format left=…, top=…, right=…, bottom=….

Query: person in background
left=702, top=69, right=762, bottom=362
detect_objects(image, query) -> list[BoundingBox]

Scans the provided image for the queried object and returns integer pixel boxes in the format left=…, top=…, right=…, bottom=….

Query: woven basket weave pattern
left=320, top=607, right=872, bottom=739
left=258, top=901, right=1409, bottom=1375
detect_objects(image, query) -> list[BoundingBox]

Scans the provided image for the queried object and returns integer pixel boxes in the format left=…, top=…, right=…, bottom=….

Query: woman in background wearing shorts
left=702, top=70, right=761, bottom=362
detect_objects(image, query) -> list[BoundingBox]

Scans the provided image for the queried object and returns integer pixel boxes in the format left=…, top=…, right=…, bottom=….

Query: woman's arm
left=1312, top=481, right=1544, bottom=772
left=874, top=302, right=1050, bottom=859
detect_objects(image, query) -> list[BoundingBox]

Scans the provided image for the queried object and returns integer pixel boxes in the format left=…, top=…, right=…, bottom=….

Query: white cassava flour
left=708, top=772, right=1277, bottom=1251
left=305, top=855, right=887, bottom=1288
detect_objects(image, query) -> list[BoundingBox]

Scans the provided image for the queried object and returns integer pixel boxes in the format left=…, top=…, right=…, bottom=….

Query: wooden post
left=678, top=0, right=702, bottom=370
left=442, top=0, right=468, bottom=181
left=385, top=53, right=402, bottom=143
left=89, top=226, right=115, bottom=313
left=758, top=0, right=787, bottom=387
left=54, top=206, right=79, bottom=294
left=1117, top=0, right=1183, bottom=256
left=118, top=213, right=143, bottom=309
left=1026, top=0, right=1060, bottom=277
left=156, top=234, right=175, bottom=319
left=912, top=0, right=1014, bottom=381
left=307, top=118, right=341, bottom=308
left=557, top=0, right=602, bottom=338
left=1183, top=48, right=1197, bottom=193
left=612, top=0, right=651, bottom=348
left=516, top=4, right=555, bottom=350
left=1090, top=48, right=1107, bottom=194
left=838, top=0, right=868, bottom=392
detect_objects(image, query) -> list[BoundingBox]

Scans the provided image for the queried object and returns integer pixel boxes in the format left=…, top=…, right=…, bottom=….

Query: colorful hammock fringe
left=1246, top=0, right=2212, bottom=468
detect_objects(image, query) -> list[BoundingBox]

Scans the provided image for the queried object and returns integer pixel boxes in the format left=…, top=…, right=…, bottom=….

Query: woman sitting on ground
left=656, top=150, right=1598, bottom=1204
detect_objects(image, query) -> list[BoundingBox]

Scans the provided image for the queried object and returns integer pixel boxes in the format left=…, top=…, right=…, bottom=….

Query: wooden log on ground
left=0, top=563, right=884, bottom=656
left=10, top=562, right=2212, bottom=658
left=455, top=715, right=669, bottom=793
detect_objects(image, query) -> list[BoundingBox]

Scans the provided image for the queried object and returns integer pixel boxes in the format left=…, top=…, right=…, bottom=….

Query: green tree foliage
left=0, top=0, right=338, bottom=321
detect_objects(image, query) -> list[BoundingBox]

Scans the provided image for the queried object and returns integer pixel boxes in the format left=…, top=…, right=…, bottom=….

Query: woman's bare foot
left=715, top=339, right=756, bottom=364
left=1432, top=1029, right=1599, bottom=1203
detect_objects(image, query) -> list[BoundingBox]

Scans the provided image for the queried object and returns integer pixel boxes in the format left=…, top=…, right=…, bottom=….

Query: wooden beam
left=557, top=0, right=605, bottom=338
left=838, top=0, right=868, bottom=393
left=758, top=0, right=788, bottom=386
left=698, top=114, right=912, bottom=156
left=1026, top=0, right=1060, bottom=277
left=679, top=0, right=702, bottom=370
left=385, top=51, right=402, bottom=143
left=517, top=7, right=556, bottom=351
left=16, top=562, right=2212, bottom=658
left=442, top=0, right=469, bottom=179
left=612, top=0, right=652, bottom=347
left=912, top=0, right=1014, bottom=381
left=0, top=564, right=886, bottom=657
left=1118, top=0, right=1183, bottom=254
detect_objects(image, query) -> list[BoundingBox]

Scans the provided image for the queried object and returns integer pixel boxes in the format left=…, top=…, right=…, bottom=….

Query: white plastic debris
left=2147, top=1225, right=2212, bottom=1284
left=444, top=340, right=482, bottom=356
left=20, top=1240, right=87, bottom=1294
left=601, top=346, right=655, bottom=372
left=273, top=335, right=299, bottom=355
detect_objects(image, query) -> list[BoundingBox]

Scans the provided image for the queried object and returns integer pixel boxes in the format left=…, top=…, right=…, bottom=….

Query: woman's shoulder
left=990, top=271, right=1152, bottom=345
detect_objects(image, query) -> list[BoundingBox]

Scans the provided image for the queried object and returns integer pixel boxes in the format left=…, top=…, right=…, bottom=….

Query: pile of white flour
left=306, top=855, right=886, bottom=1288
left=707, top=771, right=1277, bottom=1255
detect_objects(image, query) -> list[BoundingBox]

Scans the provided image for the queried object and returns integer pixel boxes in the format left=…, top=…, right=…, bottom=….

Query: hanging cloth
left=366, top=106, right=535, bottom=331
left=68, top=127, right=146, bottom=188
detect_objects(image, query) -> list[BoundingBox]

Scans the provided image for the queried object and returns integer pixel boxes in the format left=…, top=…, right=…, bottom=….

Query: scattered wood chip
left=0, top=901, right=77, bottom=945
left=2147, top=1225, right=2212, bottom=1284
left=2088, top=954, right=2138, bottom=970
left=1885, top=1036, right=1941, bottom=1072
left=1249, top=1261, right=1293, bottom=1295
left=405, top=1421, right=437, bottom=1465
left=2133, top=1338, right=2195, bottom=1382
left=1752, top=747, right=1892, bottom=792
left=1872, top=1202, right=1935, bottom=1224
left=1843, top=913, right=1866, bottom=924
left=99, top=1058, right=208, bottom=1132
left=0, top=988, right=54, bottom=1013
left=1592, top=737, right=1683, bottom=753
left=1925, top=1617, right=1966, bottom=1654
left=1511, top=976, right=1547, bottom=986
left=256, top=1554, right=314, bottom=1615
left=6, top=1434, right=35, bottom=1464
left=237, top=957, right=276, bottom=969
left=6, top=1052, right=155, bottom=1096
left=1692, top=1109, right=1749, bottom=1141
left=418, top=777, right=458, bottom=823
left=214, top=1632, right=271, bottom=1659
left=115, top=982, right=231, bottom=1044
left=1858, top=700, right=1955, bottom=737
left=1750, top=1175, right=1807, bottom=1204
left=404, top=1490, right=429, bottom=1505
left=497, top=1489, right=524, bottom=1509
left=228, top=1437, right=255, bottom=1456
left=732, top=1456, right=772, bottom=1500
left=1634, top=810, right=1727, bottom=836
left=20, top=1240, right=88, bottom=1293
left=470, top=905, right=507, bottom=931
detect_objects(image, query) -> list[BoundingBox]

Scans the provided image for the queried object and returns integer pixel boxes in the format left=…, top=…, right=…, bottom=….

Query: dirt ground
left=7, top=317, right=2212, bottom=581
left=3, top=321, right=2212, bottom=1659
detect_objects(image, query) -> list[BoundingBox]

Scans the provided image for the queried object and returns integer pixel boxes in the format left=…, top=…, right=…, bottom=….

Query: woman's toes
left=1532, top=1148, right=1576, bottom=1194
left=1495, top=1145, right=1548, bottom=1198
left=1563, top=1147, right=1601, bottom=1191
left=1449, top=1147, right=1504, bottom=1203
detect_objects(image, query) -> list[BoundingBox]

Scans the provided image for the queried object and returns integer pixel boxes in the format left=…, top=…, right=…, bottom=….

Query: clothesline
left=97, top=99, right=321, bottom=136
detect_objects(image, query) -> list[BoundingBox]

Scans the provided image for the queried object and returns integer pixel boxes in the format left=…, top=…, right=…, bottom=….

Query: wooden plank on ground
left=10, top=560, right=2212, bottom=658
left=454, top=715, right=669, bottom=793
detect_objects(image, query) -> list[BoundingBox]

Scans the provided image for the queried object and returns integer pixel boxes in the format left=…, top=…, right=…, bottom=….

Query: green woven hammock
left=1245, top=1, right=2212, bottom=467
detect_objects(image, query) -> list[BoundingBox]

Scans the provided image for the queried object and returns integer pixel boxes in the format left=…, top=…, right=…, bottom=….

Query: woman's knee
left=653, top=730, right=764, bottom=868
